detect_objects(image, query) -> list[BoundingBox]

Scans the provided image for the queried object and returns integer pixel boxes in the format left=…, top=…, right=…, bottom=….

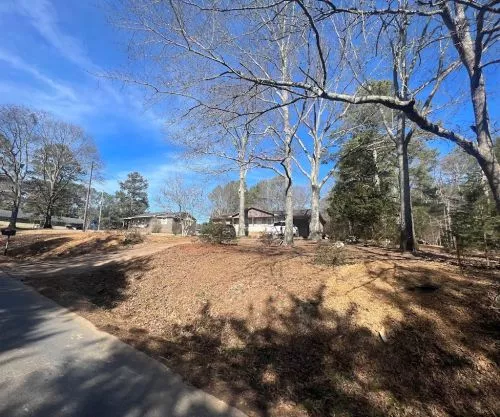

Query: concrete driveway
left=0, top=274, right=246, bottom=417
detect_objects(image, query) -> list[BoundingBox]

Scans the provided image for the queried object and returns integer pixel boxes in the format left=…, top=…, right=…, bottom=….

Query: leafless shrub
left=122, top=230, right=145, bottom=245
left=314, top=243, right=347, bottom=267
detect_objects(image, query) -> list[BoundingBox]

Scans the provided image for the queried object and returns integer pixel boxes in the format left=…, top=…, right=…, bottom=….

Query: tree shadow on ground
left=5, top=245, right=498, bottom=417
left=54, top=234, right=123, bottom=257
left=225, top=243, right=309, bottom=258
left=0, top=278, right=243, bottom=417
left=411, top=248, right=499, bottom=269
left=4, top=237, right=73, bottom=258
left=21, top=256, right=152, bottom=309
left=116, top=269, right=500, bottom=417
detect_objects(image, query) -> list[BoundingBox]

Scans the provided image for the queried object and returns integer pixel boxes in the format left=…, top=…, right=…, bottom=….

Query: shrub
left=200, top=222, right=236, bottom=244
left=259, top=232, right=283, bottom=246
left=123, top=230, right=145, bottom=245
left=314, top=243, right=347, bottom=267
left=259, top=232, right=274, bottom=246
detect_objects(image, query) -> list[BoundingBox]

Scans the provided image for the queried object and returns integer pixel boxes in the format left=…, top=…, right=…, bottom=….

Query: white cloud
left=17, top=0, right=97, bottom=71
left=0, top=0, right=167, bottom=133
left=0, top=48, right=78, bottom=101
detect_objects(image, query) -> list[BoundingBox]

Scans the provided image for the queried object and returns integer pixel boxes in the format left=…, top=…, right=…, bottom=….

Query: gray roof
left=211, top=207, right=274, bottom=220
left=211, top=208, right=326, bottom=223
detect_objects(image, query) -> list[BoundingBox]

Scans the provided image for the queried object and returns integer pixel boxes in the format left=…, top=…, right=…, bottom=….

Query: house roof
left=210, top=207, right=326, bottom=224
left=211, top=207, right=274, bottom=220
left=273, top=209, right=327, bottom=224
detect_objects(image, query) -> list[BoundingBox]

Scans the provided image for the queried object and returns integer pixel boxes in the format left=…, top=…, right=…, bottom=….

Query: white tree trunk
left=238, top=165, right=247, bottom=237
left=309, top=153, right=321, bottom=240
left=309, top=184, right=321, bottom=240
left=284, top=157, right=294, bottom=245
left=373, top=148, right=381, bottom=192
left=282, top=95, right=294, bottom=246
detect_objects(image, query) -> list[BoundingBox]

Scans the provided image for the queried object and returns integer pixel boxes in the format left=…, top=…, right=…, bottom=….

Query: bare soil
left=2, top=237, right=499, bottom=417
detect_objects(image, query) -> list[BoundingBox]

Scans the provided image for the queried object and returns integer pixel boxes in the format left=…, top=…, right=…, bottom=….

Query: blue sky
left=0, top=0, right=498, bottom=218
left=0, top=0, right=299, bottom=217
left=0, top=0, right=204, bottom=209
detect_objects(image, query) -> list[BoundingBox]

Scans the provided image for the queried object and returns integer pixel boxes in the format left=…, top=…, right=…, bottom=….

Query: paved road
left=0, top=274, right=246, bottom=417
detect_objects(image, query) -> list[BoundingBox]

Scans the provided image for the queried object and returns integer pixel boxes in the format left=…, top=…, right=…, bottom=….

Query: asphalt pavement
left=0, top=273, right=246, bottom=417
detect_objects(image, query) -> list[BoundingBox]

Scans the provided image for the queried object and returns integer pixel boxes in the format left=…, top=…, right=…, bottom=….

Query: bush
left=314, top=243, right=347, bottom=267
left=200, top=222, right=236, bottom=244
left=123, top=230, right=145, bottom=245
left=259, top=232, right=283, bottom=246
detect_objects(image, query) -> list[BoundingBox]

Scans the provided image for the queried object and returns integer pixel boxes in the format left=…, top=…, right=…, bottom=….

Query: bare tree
left=367, top=6, right=461, bottom=251
left=176, top=99, right=263, bottom=237
left=0, top=105, right=39, bottom=228
left=29, top=115, right=99, bottom=228
left=157, top=175, right=205, bottom=235
left=113, top=0, right=500, bottom=211
left=248, top=176, right=309, bottom=211
left=293, top=98, right=348, bottom=240
left=208, top=181, right=240, bottom=217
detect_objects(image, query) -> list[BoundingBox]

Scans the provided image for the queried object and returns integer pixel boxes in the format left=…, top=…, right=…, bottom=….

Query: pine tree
left=116, top=172, right=149, bottom=217
left=328, top=130, right=398, bottom=242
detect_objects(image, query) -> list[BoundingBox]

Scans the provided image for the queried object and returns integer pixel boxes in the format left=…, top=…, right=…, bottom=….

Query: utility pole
left=82, top=161, right=94, bottom=232
left=97, top=190, right=104, bottom=231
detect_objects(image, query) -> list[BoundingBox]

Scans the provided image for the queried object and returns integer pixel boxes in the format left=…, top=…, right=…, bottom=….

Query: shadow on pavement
left=0, top=276, right=246, bottom=417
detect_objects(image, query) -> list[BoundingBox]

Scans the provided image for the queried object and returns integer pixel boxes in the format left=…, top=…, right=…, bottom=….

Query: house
left=123, top=212, right=197, bottom=235
left=211, top=207, right=325, bottom=238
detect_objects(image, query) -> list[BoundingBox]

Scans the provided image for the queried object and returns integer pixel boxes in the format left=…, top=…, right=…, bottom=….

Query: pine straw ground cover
left=0, top=229, right=182, bottom=261
left=18, top=241, right=500, bottom=417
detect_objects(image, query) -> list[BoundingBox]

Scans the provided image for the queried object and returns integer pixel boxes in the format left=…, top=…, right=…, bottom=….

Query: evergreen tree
left=328, top=130, right=398, bottom=241
left=451, top=172, right=499, bottom=253
left=116, top=172, right=149, bottom=217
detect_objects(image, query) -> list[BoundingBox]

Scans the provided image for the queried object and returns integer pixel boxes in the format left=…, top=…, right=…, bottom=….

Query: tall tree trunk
left=238, top=165, right=247, bottom=237
left=468, top=70, right=500, bottom=211
left=284, top=156, right=294, bottom=245
left=43, top=202, right=53, bottom=229
left=441, top=4, right=500, bottom=211
left=282, top=99, right=294, bottom=246
left=309, top=184, right=321, bottom=241
left=476, top=143, right=500, bottom=211
left=396, top=120, right=415, bottom=252
left=308, top=136, right=322, bottom=240
left=8, top=189, right=21, bottom=229
left=373, top=148, right=381, bottom=192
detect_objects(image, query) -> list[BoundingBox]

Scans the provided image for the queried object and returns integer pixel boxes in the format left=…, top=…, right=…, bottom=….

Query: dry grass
left=7, top=239, right=500, bottom=417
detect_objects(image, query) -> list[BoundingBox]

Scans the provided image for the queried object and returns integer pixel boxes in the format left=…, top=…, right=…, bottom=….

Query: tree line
left=111, top=0, right=500, bottom=249
left=0, top=104, right=151, bottom=230
left=0, top=105, right=98, bottom=229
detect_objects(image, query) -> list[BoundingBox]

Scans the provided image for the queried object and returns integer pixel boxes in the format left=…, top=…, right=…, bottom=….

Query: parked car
left=265, top=221, right=299, bottom=237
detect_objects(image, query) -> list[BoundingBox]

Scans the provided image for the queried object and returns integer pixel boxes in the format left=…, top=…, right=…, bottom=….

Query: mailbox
left=1, top=228, right=16, bottom=237
left=2, top=228, right=15, bottom=256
